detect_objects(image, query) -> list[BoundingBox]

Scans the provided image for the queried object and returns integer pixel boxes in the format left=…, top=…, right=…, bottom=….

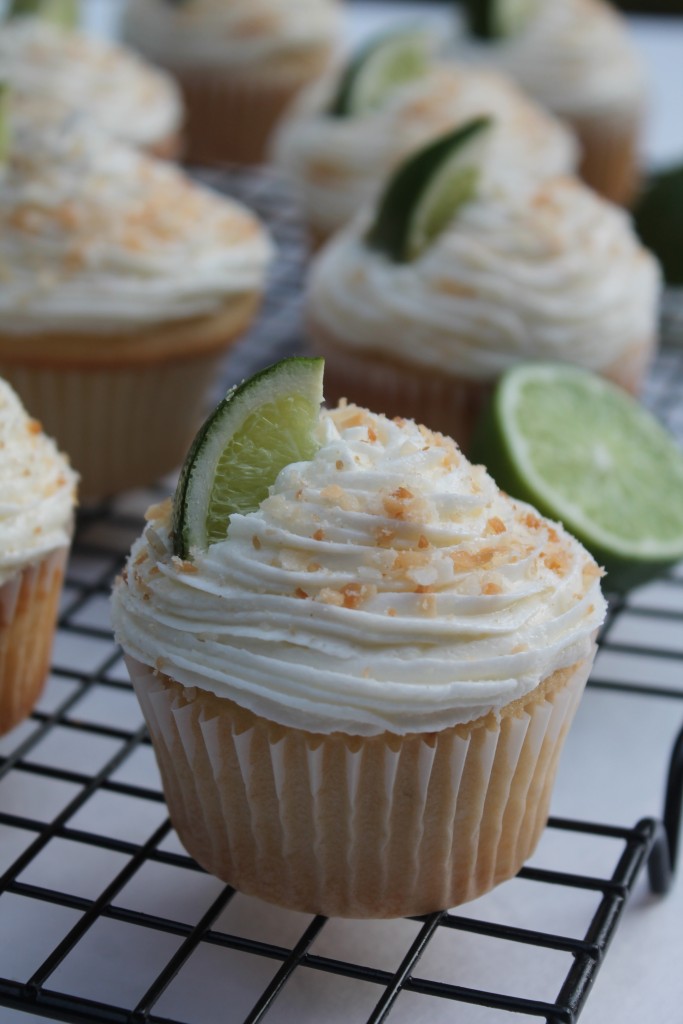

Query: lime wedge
left=329, top=28, right=430, bottom=118
left=366, top=117, right=491, bottom=263
left=6, top=0, right=79, bottom=27
left=463, top=0, right=540, bottom=39
left=633, top=164, right=683, bottom=286
left=470, top=363, right=683, bottom=592
left=172, top=358, right=325, bottom=559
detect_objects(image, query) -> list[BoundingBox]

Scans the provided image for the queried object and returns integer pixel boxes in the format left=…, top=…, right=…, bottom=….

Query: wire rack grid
left=1, top=168, right=682, bottom=1024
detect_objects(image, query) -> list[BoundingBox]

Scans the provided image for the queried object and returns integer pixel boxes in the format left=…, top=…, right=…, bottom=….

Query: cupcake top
left=0, top=379, right=78, bottom=586
left=122, top=0, right=341, bottom=76
left=0, top=16, right=183, bottom=150
left=0, top=112, right=273, bottom=335
left=273, top=60, right=578, bottom=236
left=455, top=0, right=645, bottom=117
left=111, top=402, right=606, bottom=736
left=307, top=174, right=660, bottom=381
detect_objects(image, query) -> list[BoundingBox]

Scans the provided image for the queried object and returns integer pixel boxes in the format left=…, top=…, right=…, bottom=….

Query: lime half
left=463, top=0, right=540, bottom=39
left=172, top=358, right=325, bottom=559
left=329, top=29, right=430, bottom=118
left=366, top=117, right=491, bottom=263
left=470, top=364, right=683, bottom=592
left=7, top=0, right=79, bottom=26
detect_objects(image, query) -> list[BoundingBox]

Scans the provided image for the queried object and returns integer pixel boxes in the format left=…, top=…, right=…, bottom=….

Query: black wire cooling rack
left=1, top=168, right=683, bottom=1024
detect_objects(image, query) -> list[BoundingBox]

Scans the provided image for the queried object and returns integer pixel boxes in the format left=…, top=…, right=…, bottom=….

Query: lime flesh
left=173, top=358, right=324, bottom=559
left=7, top=0, right=79, bottom=26
left=470, top=364, right=683, bottom=591
left=366, top=117, right=491, bottom=263
left=329, top=29, right=430, bottom=117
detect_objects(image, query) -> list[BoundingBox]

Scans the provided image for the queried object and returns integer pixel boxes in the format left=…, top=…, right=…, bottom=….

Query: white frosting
left=454, top=0, right=646, bottom=117
left=0, top=18, right=183, bottom=149
left=273, top=61, right=578, bottom=235
left=0, top=380, right=77, bottom=586
left=0, top=114, right=273, bottom=335
left=307, top=176, right=660, bottom=380
left=122, top=0, right=341, bottom=74
left=111, top=405, right=606, bottom=736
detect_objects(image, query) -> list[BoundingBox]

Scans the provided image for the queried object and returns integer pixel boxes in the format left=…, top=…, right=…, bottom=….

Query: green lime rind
left=172, top=357, right=325, bottom=560
left=0, top=84, right=10, bottom=166
left=470, top=363, right=683, bottom=593
left=365, top=116, right=491, bottom=263
left=6, top=0, right=79, bottom=26
left=328, top=28, right=430, bottom=118
left=462, top=0, right=539, bottom=39
left=633, top=163, right=683, bottom=286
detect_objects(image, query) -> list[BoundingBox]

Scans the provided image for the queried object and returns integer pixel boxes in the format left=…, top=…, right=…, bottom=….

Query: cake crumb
left=252, top=535, right=262, bottom=550
left=313, top=528, right=325, bottom=541
left=486, top=517, right=506, bottom=535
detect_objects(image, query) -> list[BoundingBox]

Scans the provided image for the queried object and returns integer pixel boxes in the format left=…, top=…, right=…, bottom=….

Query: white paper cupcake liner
left=126, top=652, right=593, bottom=918
left=0, top=548, right=68, bottom=736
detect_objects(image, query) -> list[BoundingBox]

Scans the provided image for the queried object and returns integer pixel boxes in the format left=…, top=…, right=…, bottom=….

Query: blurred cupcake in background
left=306, top=120, right=661, bottom=452
left=122, top=0, right=342, bottom=166
left=0, top=104, right=273, bottom=501
left=0, top=1, right=184, bottom=158
left=273, top=28, right=578, bottom=248
left=0, top=379, right=78, bottom=737
left=454, top=0, right=647, bottom=206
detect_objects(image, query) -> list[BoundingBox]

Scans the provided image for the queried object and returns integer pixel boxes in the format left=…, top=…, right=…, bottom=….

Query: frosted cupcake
left=273, top=33, right=578, bottom=245
left=454, top=0, right=646, bottom=205
left=0, top=14, right=184, bottom=158
left=306, top=123, right=660, bottom=451
left=122, top=0, right=342, bottom=166
left=111, top=368, right=606, bottom=918
left=0, top=379, right=78, bottom=736
left=0, top=112, right=272, bottom=500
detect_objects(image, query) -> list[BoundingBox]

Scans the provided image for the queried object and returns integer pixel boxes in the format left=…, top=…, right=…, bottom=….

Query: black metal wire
left=1, top=168, right=682, bottom=1024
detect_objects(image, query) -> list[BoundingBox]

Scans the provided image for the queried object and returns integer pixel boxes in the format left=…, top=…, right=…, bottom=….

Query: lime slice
left=633, top=164, right=683, bottom=286
left=470, top=363, right=683, bottom=592
left=366, top=117, right=491, bottom=262
left=172, top=358, right=325, bottom=559
left=329, top=29, right=430, bottom=118
left=6, top=0, right=79, bottom=27
left=462, top=0, right=540, bottom=39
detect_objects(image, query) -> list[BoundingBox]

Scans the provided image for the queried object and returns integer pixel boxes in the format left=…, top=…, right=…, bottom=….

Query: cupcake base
left=145, top=130, right=184, bottom=162
left=567, top=107, right=642, bottom=207
left=309, top=321, right=656, bottom=453
left=0, top=293, right=260, bottom=501
left=126, top=651, right=593, bottom=919
left=0, top=549, right=68, bottom=736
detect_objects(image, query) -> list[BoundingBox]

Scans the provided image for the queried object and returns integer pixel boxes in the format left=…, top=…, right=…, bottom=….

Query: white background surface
left=2, top=4, right=683, bottom=1024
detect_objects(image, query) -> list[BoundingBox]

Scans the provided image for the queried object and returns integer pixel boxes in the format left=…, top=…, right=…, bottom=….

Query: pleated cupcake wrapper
left=0, top=349, right=228, bottom=502
left=176, top=67, right=322, bottom=166
left=567, top=107, right=642, bottom=207
left=0, top=548, right=68, bottom=736
left=127, top=653, right=593, bottom=918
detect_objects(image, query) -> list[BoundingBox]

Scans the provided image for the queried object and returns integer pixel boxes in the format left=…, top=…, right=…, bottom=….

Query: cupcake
left=122, top=0, right=342, bottom=166
left=0, top=379, right=77, bottom=737
left=454, top=0, right=646, bottom=205
left=0, top=111, right=272, bottom=501
left=111, top=373, right=606, bottom=919
left=273, top=36, right=578, bottom=246
left=305, top=124, right=661, bottom=451
left=0, top=14, right=184, bottom=158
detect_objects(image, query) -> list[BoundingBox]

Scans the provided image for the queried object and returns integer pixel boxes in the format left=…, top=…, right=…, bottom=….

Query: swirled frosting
left=0, top=380, right=77, bottom=586
left=306, top=176, right=660, bottom=380
left=122, top=0, right=341, bottom=74
left=454, top=0, right=645, bottom=117
left=0, top=17, right=183, bottom=149
left=0, top=113, right=273, bottom=335
left=112, top=404, right=606, bottom=736
left=273, top=61, right=578, bottom=235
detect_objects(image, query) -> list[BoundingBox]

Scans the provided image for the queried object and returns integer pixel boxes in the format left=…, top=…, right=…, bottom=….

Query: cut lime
left=633, top=164, right=683, bottom=287
left=366, top=117, right=491, bottom=262
left=172, top=358, right=325, bottom=559
left=329, top=28, right=430, bottom=118
left=6, top=0, right=79, bottom=26
left=462, top=0, right=540, bottom=39
left=470, top=364, right=683, bottom=591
